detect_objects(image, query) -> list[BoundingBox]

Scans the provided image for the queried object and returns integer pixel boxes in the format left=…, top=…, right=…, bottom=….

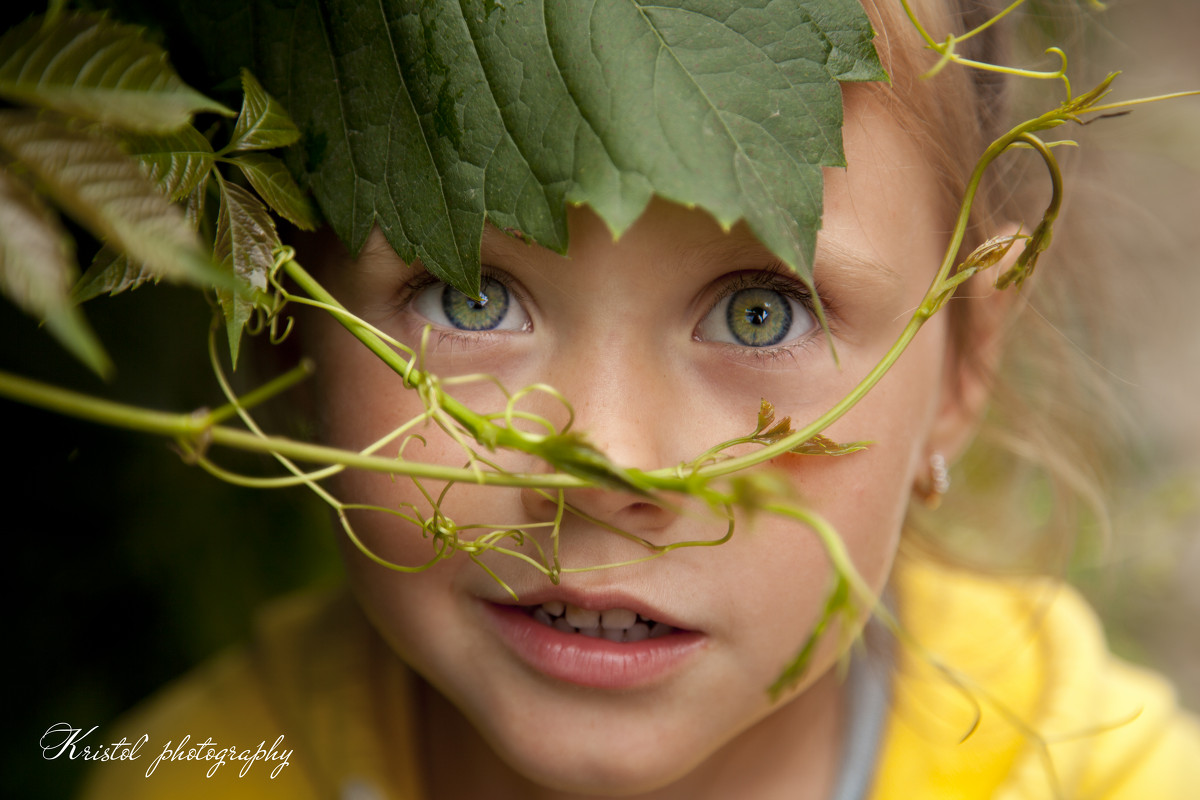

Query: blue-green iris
left=726, top=288, right=792, bottom=347
left=442, top=278, right=510, bottom=331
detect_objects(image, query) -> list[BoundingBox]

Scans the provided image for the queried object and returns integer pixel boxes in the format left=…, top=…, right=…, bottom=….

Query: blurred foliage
left=1065, top=0, right=1200, bottom=713
left=0, top=3, right=337, bottom=795
left=1, top=270, right=338, bottom=799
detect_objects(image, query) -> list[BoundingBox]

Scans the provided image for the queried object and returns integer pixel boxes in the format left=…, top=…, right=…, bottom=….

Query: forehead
left=824, top=83, right=947, bottom=277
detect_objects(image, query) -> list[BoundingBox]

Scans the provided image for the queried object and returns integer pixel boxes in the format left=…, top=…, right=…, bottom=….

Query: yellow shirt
left=80, top=559, right=1200, bottom=799
left=874, top=556, right=1200, bottom=799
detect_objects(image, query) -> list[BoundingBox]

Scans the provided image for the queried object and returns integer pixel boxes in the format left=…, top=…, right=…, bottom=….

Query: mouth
left=524, top=600, right=678, bottom=642
left=483, top=597, right=704, bottom=690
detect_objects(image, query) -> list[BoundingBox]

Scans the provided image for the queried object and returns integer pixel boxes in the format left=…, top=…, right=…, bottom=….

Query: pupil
left=745, top=307, right=769, bottom=326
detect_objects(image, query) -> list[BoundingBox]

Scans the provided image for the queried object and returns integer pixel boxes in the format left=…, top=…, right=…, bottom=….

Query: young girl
left=75, top=0, right=1199, bottom=797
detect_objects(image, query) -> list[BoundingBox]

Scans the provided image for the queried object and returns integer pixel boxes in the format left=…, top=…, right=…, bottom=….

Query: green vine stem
left=900, top=0, right=1072, bottom=87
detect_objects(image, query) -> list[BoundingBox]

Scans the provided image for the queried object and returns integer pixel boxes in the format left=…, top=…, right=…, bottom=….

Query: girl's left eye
left=411, top=276, right=530, bottom=333
left=696, top=285, right=815, bottom=347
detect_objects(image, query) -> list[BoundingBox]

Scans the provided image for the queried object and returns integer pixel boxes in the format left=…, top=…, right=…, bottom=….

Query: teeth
left=625, top=622, right=650, bottom=642
left=564, top=604, right=600, bottom=629
left=600, top=607, right=637, bottom=631
left=529, top=601, right=677, bottom=640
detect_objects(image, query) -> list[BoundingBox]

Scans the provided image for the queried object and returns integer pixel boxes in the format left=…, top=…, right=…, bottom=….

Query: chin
left=454, top=683, right=730, bottom=797
left=493, top=736, right=700, bottom=798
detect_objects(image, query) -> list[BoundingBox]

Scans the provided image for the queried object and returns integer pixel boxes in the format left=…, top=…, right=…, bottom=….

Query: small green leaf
left=960, top=233, right=1022, bottom=274
left=0, top=165, right=111, bottom=376
left=789, top=434, right=869, bottom=457
left=214, top=175, right=278, bottom=366
left=0, top=14, right=232, bottom=133
left=228, top=69, right=301, bottom=152
left=72, top=246, right=158, bottom=303
left=754, top=399, right=776, bottom=435
left=231, top=151, right=319, bottom=230
left=759, top=417, right=796, bottom=444
left=0, top=111, right=219, bottom=290
left=1062, top=72, right=1118, bottom=117
left=122, top=125, right=216, bottom=201
left=750, top=399, right=795, bottom=443
left=996, top=219, right=1052, bottom=291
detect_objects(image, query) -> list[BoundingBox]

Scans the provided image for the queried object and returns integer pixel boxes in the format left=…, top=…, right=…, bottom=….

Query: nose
left=524, top=484, right=676, bottom=537
left=518, top=334, right=689, bottom=533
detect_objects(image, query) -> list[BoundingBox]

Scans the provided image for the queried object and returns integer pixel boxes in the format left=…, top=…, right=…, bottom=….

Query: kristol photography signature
left=40, top=722, right=293, bottom=778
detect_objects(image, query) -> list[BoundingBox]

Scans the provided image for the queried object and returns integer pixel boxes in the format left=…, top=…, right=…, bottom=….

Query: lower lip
left=483, top=603, right=706, bottom=690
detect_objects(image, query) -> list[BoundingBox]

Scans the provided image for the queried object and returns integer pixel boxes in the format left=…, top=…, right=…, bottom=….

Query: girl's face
left=308, top=87, right=983, bottom=796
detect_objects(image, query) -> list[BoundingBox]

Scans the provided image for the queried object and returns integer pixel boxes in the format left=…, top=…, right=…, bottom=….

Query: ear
left=924, top=225, right=1022, bottom=463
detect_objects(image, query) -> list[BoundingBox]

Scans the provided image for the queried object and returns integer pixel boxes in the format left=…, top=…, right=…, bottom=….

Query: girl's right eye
left=410, top=276, right=531, bottom=333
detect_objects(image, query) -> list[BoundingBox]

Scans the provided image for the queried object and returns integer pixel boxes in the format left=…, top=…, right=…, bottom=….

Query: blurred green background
left=2, top=1, right=1198, bottom=798
left=1053, top=0, right=1200, bottom=722
left=2, top=284, right=341, bottom=799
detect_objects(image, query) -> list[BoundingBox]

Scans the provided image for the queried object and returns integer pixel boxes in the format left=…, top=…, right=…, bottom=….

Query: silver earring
left=919, top=453, right=950, bottom=510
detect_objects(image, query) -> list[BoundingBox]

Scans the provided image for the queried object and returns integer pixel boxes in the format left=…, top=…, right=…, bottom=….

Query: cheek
left=309, top=318, right=466, bottom=581
left=310, top=320, right=407, bottom=447
left=308, top=319, right=536, bottom=648
left=762, top=446, right=908, bottom=630
left=779, top=325, right=950, bottom=588
left=329, top=463, right=504, bottom=698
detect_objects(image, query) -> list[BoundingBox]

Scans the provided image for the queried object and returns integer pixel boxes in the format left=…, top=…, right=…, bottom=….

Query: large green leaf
left=199, top=0, right=884, bottom=297
left=0, top=111, right=218, bottom=291
left=0, top=165, right=111, bottom=376
left=0, top=14, right=232, bottom=133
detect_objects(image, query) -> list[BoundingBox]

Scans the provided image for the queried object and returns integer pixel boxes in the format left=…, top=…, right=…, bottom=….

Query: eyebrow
left=812, top=238, right=905, bottom=295
left=677, top=227, right=906, bottom=297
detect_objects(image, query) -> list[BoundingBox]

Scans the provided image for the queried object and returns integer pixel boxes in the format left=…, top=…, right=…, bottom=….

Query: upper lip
left=481, top=585, right=697, bottom=632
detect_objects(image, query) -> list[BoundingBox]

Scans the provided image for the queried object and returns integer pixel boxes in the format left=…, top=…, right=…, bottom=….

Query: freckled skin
left=303, top=86, right=995, bottom=800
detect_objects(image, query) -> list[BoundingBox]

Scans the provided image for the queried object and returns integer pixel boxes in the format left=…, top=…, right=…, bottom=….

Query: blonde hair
left=859, top=0, right=1123, bottom=572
